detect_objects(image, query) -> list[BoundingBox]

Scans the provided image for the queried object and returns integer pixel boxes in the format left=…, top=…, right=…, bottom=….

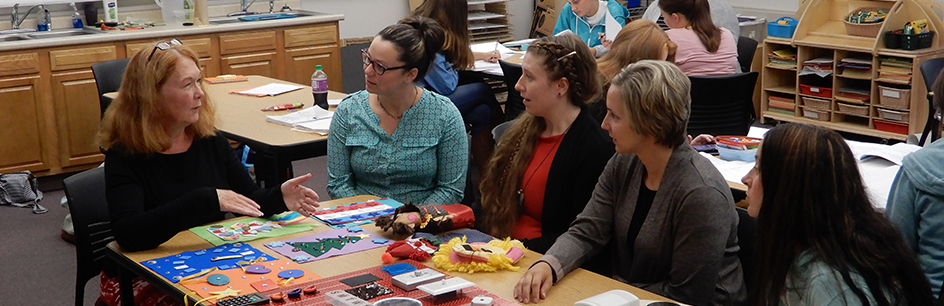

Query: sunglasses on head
left=147, top=39, right=183, bottom=62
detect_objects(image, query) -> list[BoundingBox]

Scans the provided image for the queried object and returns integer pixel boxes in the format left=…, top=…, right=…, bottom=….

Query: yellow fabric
left=431, top=236, right=526, bottom=273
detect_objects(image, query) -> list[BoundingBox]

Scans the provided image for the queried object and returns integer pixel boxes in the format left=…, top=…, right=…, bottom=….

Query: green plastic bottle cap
left=316, top=65, right=323, bottom=70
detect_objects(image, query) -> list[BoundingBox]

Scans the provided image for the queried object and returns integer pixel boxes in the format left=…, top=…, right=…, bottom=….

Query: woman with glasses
left=96, top=40, right=320, bottom=306
left=514, top=60, right=745, bottom=306
left=478, top=34, right=614, bottom=263
left=743, top=123, right=932, bottom=305
left=327, top=17, right=468, bottom=205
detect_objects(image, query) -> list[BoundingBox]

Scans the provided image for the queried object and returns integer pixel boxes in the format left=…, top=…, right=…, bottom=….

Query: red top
left=512, top=134, right=565, bottom=240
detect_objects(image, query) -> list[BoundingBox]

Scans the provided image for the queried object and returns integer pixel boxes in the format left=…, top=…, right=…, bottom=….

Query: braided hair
left=377, top=16, right=445, bottom=81
left=478, top=33, right=599, bottom=239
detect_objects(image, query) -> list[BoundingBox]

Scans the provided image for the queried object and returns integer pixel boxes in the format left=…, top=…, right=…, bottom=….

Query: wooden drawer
left=219, top=30, right=276, bottom=55
left=126, top=37, right=213, bottom=58
left=284, top=24, right=339, bottom=48
left=0, top=52, right=40, bottom=77
left=49, top=45, right=117, bottom=71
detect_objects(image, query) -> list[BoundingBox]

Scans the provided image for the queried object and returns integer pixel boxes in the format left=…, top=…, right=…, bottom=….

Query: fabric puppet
left=431, top=236, right=526, bottom=273
left=375, top=202, right=475, bottom=235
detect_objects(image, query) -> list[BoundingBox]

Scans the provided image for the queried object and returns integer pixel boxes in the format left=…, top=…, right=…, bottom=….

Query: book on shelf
left=770, top=49, right=797, bottom=59
left=266, top=106, right=334, bottom=127
left=878, top=65, right=912, bottom=75
left=878, top=71, right=913, bottom=82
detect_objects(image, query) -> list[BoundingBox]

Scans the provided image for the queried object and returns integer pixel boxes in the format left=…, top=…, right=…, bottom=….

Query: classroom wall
left=300, top=0, right=409, bottom=39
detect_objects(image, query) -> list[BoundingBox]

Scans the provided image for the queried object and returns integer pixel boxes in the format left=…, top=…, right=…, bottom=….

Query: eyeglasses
left=361, top=49, right=407, bottom=75
left=147, top=39, right=183, bottom=62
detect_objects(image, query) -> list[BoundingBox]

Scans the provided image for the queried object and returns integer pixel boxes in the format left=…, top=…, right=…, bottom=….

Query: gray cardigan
left=541, top=145, right=746, bottom=306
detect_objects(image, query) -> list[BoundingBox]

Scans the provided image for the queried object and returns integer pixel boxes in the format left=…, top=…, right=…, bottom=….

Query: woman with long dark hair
left=658, top=0, right=737, bottom=75
left=742, top=123, right=933, bottom=305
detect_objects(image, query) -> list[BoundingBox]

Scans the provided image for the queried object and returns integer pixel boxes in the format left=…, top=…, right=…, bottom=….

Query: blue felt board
left=140, top=243, right=277, bottom=283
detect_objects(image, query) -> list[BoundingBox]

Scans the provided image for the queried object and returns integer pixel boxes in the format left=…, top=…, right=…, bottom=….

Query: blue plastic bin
left=768, top=17, right=798, bottom=38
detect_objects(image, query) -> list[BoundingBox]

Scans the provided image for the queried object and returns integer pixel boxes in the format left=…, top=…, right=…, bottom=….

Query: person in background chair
left=659, top=0, right=738, bottom=76
left=553, top=0, right=629, bottom=58
left=887, top=69, right=944, bottom=300
left=743, top=123, right=933, bottom=305
left=97, top=40, right=320, bottom=306
left=514, top=60, right=745, bottom=305
left=327, top=17, right=468, bottom=205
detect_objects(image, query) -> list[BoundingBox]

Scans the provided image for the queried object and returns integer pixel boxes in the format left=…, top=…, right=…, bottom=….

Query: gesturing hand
left=281, top=173, right=320, bottom=216
left=217, top=189, right=263, bottom=217
left=514, top=261, right=554, bottom=304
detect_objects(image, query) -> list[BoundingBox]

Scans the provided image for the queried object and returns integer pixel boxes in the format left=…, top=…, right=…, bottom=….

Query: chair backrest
left=735, top=207, right=756, bottom=292
left=736, top=36, right=758, bottom=73
left=919, top=57, right=944, bottom=91
left=498, top=60, right=525, bottom=122
left=63, top=167, right=114, bottom=306
left=918, top=58, right=944, bottom=145
left=90, top=57, right=131, bottom=118
left=492, top=120, right=515, bottom=143
left=687, top=72, right=759, bottom=137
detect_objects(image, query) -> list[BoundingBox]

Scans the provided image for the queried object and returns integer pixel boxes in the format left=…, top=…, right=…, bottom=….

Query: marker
left=262, top=103, right=304, bottom=111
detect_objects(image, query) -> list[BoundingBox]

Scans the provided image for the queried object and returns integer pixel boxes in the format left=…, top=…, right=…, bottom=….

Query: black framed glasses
left=147, top=39, right=183, bottom=62
left=361, top=49, right=407, bottom=75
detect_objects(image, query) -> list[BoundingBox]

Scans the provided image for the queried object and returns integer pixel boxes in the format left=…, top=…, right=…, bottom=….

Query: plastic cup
left=174, top=9, right=194, bottom=24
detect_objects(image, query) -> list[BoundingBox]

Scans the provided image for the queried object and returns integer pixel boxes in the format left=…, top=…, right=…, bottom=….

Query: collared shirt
left=326, top=90, right=468, bottom=205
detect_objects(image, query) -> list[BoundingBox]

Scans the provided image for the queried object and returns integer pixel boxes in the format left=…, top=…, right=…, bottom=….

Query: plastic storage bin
left=885, top=30, right=935, bottom=50
left=837, top=102, right=869, bottom=116
left=874, top=119, right=909, bottom=134
left=802, top=107, right=831, bottom=121
left=800, top=84, right=833, bottom=98
left=768, top=17, right=797, bottom=38
left=878, top=108, right=910, bottom=122
left=877, top=85, right=911, bottom=109
left=718, top=146, right=758, bottom=162
left=801, top=96, right=830, bottom=110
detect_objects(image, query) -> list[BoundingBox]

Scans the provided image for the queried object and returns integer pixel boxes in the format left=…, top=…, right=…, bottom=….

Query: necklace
left=378, top=86, right=418, bottom=120
left=517, top=127, right=570, bottom=206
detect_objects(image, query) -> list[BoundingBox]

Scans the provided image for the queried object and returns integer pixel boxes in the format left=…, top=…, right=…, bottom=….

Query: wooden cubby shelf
left=761, top=0, right=944, bottom=140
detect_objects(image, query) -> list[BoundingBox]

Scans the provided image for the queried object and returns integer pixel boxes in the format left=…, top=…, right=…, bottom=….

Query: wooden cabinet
left=0, top=21, right=341, bottom=177
left=760, top=0, right=944, bottom=140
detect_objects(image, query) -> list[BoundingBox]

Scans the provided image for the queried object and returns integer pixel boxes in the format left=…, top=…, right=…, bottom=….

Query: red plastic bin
left=800, top=84, right=832, bottom=98
left=874, top=119, right=909, bottom=135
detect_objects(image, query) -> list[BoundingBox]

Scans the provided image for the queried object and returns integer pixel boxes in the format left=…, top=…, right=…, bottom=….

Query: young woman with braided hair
left=478, top=34, right=614, bottom=260
left=514, top=60, right=745, bottom=305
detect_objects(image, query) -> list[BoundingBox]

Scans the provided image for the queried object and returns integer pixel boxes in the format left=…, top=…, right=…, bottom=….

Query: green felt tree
left=288, top=234, right=367, bottom=257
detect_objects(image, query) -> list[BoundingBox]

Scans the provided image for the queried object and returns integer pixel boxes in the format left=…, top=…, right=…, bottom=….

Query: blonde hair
left=610, top=60, right=690, bottom=147
left=412, top=0, right=474, bottom=69
left=478, top=34, right=599, bottom=238
left=598, top=19, right=677, bottom=82
left=97, top=41, right=216, bottom=154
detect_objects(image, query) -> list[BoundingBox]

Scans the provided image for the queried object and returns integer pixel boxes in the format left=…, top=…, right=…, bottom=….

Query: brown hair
left=97, top=41, right=216, bottom=154
left=609, top=60, right=690, bottom=148
left=379, top=16, right=445, bottom=81
left=659, top=0, right=721, bottom=52
left=412, top=0, right=474, bottom=70
left=478, top=33, right=599, bottom=238
left=598, top=19, right=678, bottom=82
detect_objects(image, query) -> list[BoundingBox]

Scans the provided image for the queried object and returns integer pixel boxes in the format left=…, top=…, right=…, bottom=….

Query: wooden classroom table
left=105, top=75, right=347, bottom=187
left=106, top=195, right=676, bottom=306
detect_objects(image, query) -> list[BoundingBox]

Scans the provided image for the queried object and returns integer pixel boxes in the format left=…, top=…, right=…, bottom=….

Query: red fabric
left=512, top=134, right=564, bottom=240
left=100, top=272, right=183, bottom=306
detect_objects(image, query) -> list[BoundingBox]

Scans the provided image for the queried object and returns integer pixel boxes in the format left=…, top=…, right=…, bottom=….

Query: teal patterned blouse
left=327, top=89, right=468, bottom=204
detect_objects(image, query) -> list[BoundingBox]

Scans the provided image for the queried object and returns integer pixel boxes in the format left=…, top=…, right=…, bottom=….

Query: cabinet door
left=220, top=52, right=277, bottom=78
left=50, top=70, right=105, bottom=168
left=126, top=37, right=219, bottom=77
left=284, top=45, right=341, bottom=90
left=0, top=75, right=52, bottom=173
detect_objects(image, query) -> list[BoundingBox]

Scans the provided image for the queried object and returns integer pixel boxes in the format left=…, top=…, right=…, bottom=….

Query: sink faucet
left=227, top=0, right=259, bottom=16
left=10, top=3, right=46, bottom=30
left=268, top=0, right=274, bottom=13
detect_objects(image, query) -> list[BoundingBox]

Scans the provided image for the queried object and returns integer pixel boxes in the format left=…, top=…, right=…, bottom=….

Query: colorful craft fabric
left=265, top=228, right=393, bottom=263
left=140, top=243, right=277, bottom=283
left=188, top=214, right=314, bottom=246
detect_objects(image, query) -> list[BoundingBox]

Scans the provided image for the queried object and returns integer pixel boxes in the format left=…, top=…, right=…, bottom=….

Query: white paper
left=236, top=83, right=304, bottom=96
left=471, top=41, right=516, bottom=56
left=699, top=152, right=755, bottom=184
left=266, top=106, right=334, bottom=127
left=848, top=141, right=920, bottom=166
left=328, top=99, right=342, bottom=107
left=502, top=38, right=537, bottom=47
left=291, top=118, right=332, bottom=135
left=605, top=11, right=620, bottom=43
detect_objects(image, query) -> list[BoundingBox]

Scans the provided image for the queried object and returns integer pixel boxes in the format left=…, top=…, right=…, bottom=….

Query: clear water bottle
left=311, top=65, right=329, bottom=110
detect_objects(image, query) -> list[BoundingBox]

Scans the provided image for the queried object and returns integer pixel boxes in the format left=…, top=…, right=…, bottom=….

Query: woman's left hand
left=280, top=173, right=320, bottom=215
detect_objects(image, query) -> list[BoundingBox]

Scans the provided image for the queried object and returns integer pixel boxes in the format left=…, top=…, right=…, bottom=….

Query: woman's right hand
left=514, top=261, right=554, bottom=304
left=217, top=189, right=263, bottom=217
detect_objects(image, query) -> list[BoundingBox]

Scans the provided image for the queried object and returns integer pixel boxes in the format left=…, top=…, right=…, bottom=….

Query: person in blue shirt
left=741, top=123, right=932, bottom=306
left=413, top=0, right=505, bottom=174
left=554, top=0, right=629, bottom=57
left=327, top=16, right=468, bottom=205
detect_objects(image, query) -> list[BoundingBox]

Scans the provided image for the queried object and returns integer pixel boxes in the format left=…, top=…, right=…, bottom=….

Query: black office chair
left=90, top=58, right=131, bottom=118
left=64, top=167, right=115, bottom=306
left=498, top=60, right=525, bottom=122
left=687, top=72, right=759, bottom=137
left=736, top=36, right=759, bottom=73
left=735, top=207, right=756, bottom=292
left=918, top=58, right=944, bottom=146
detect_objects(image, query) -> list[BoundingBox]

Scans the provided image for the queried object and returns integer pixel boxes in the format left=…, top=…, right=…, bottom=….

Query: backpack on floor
left=0, top=171, right=48, bottom=214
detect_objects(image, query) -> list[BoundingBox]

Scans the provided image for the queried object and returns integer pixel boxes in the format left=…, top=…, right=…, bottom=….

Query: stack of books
left=265, top=106, right=334, bottom=135
left=836, top=87, right=871, bottom=103
left=877, top=57, right=913, bottom=83
left=768, top=49, right=797, bottom=68
left=799, top=57, right=834, bottom=77
left=837, top=58, right=872, bottom=78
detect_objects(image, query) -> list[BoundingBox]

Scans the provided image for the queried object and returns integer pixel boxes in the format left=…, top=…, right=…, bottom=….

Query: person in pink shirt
left=660, top=0, right=738, bottom=76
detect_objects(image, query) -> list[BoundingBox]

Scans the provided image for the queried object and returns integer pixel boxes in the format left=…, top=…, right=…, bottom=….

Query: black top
left=626, top=180, right=656, bottom=262
left=524, top=107, right=615, bottom=253
left=105, top=133, right=287, bottom=253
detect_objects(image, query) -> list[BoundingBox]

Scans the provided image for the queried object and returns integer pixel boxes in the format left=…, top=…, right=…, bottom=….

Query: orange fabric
left=512, top=134, right=564, bottom=240
left=180, top=260, right=320, bottom=303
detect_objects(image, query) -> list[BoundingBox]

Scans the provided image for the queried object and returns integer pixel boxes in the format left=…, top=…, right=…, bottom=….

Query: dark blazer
left=524, top=107, right=615, bottom=254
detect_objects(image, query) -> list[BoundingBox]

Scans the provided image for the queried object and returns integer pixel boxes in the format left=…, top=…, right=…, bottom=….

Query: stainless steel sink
left=27, top=28, right=102, bottom=39
left=0, top=35, right=30, bottom=42
left=208, top=10, right=323, bottom=25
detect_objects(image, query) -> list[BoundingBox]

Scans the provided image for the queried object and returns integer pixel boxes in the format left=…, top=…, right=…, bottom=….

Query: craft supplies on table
left=180, top=258, right=320, bottom=304
left=311, top=198, right=405, bottom=228
left=140, top=242, right=278, bottom=283
left=265, top=227, right=393, bottom=263
left=189, top=213, right=315, bottom=246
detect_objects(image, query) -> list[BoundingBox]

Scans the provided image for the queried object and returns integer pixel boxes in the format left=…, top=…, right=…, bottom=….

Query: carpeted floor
left=0, top=156, right=330, bottom=306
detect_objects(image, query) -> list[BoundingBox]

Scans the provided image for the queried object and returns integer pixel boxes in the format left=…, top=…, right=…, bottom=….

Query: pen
left=262, top=102, right=304, bottom=111
left=490, top=41, right=500, bottom=62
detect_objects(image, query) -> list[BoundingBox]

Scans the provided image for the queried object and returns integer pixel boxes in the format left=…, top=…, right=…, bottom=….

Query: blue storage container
left=768, top=17, right=798, bottom=38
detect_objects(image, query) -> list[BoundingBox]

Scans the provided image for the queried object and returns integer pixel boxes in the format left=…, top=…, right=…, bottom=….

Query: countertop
left=0, top=11, right=344, bottom=52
